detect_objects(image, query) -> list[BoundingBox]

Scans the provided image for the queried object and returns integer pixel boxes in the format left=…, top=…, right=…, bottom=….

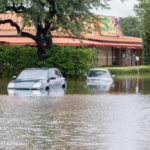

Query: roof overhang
left=0, top=36, right=142, bottom=49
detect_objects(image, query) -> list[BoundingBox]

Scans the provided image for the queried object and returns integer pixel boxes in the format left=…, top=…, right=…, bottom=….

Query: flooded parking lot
left=0, top=74, right=150, bottom=149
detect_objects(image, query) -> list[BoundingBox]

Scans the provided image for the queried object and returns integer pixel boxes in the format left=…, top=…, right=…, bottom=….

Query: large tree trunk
left=37, top=44, right=46, bottom=61
left=36, top=38, right=53, bottom=61
left=36, top=25, right=53, bottom=61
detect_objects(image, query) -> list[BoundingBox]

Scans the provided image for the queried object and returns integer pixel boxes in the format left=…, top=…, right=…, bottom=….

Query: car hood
left=11, top=79, right=45, bottom=89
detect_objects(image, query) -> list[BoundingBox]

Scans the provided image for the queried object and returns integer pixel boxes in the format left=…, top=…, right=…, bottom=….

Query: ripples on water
left=0, top=94, right=150, bottom=149
left=1, top=75, right=150, bottom=149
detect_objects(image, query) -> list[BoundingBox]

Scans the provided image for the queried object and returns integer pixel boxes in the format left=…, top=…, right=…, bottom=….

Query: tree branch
left=50, top=26, right=58, bottom=31
left=0, top=4, right=25, bottom=13
left=0, top=19, right=36, bottom=40
left=20, top=32, right=36, bottom=40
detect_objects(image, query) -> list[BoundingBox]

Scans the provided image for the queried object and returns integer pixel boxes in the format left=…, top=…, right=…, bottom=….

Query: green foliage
left=0, top=45, right=38, bottom=77
left=135, top=0, right=150, bottom=64
left=119, top=16, right=142, bottom=37
left=0, top=45, right=93, bottom=78
left=134, top=0, right=150, bottom=32
left=0, top=0, right=110, bottom=40
left=38, top=45, right=93, bottom=78
left=142, top=32, right=150, bottom=65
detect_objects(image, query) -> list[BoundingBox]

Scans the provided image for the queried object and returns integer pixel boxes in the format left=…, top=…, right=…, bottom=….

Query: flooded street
left=0, top=75, right=150, bottom=149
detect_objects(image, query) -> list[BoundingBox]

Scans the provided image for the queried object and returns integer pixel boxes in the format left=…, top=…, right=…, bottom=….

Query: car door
left=57, top=69, right=66, bottom=87
left=54, top=69, right=61, bottom=86
left=47, top=69, right=57, bottom=87
left=54, top=69, right=65, bottom=87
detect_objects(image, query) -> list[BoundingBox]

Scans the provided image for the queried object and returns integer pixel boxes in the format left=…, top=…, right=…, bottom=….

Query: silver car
left=85, top=68, right=113, bottom=85
left=7, top=68, right=67, bottom=90
left=85, top=68, right=114, bottom=92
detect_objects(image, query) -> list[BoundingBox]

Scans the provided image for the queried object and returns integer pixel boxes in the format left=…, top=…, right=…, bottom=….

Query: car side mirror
left=47, top=77, right=56, bottom=82
left=13, top=75, right=17, bottom=79
left=84, top=73, right=87, bottom=77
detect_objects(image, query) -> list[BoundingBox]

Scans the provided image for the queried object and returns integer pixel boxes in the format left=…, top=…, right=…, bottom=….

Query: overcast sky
left=92, top=0, right=138, bottom=18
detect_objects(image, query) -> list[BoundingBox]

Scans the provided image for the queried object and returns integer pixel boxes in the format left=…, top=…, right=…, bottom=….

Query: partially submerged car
left=85, top=68, right=114, bottom=85
left=85, top=68, right=114, bottom=92
left=7, top=68, right=67, bottom=91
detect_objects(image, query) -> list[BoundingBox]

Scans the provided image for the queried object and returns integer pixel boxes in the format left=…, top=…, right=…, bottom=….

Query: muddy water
left=0, top=75, right=150, bottom=149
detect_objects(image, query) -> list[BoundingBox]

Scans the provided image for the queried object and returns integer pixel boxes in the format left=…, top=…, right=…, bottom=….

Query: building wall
left=96, top=47, right=112, bottom=66
left=95, top=47, right=143, bottom=67
left=114, top=48, right=143, bottom=66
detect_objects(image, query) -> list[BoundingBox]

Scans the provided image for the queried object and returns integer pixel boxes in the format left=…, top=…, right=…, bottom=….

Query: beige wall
left=94, top=47, right=143, bottom=67
left=96, top=47, right=112, bottom=66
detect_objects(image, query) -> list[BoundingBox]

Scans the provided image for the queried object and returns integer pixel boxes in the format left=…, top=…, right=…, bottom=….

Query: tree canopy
left=119, top=16, right=142, bottom=37
left=0, top=0, right=110, bottom=60
left=134, top=0, right=150, bottom=32
left=134, top=0, right=150, bottom=64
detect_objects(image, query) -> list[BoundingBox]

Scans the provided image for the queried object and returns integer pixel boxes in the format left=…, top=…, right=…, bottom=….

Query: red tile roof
left=0, top=36, right=36, bottom=45
left=0, top=36, right=142, bottom=49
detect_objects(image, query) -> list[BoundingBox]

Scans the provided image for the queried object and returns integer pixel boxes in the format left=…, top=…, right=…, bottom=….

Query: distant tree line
left=134, top=0, right=150, bottom=65
left=119, top=16, right=143, bottom=38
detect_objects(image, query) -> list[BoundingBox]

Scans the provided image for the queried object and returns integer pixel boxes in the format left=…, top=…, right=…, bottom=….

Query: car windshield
left=17, top=69, right=48, bottom=80
left=88, top=70, right=111, bottom=78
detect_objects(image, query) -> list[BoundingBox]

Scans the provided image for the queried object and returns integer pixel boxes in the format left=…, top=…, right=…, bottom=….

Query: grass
left=100, top=65, right=150, bottom=75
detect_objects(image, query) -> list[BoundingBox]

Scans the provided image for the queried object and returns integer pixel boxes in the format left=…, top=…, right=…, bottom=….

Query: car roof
left=89, top=68, right=109, bottom=72
left=23, top=68, right=57, bottom=71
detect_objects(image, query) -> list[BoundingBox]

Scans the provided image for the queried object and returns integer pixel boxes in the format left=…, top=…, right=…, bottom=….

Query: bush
left=0, top=44, right=93, bottom=78
left=38, top=45, right=93, bottom=78
left=0, top=45, right=38, bottom=77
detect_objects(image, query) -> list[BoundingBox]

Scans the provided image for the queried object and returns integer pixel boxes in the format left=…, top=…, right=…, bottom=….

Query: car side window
left=48, top=70, right=55, bottom=78
left=55, top=70, right=60, bottom=77
left=57, top=69, right=63, bottom=77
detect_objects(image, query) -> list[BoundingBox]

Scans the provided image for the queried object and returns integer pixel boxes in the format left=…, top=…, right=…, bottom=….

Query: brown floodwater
left=0, top=74, right=150, bottom=149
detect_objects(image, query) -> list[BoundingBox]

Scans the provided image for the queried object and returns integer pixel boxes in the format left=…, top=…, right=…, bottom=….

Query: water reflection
left=86, top=82, right=113, bottom=93
left=111, top=75, right=150, bottom=94
left=67, top=74, right=150, bottom=94
left=1, top=74, right=150, bottom=95
left=0, top=78, right=11, bottom=95
left=112, top=78, right=141, bottom=94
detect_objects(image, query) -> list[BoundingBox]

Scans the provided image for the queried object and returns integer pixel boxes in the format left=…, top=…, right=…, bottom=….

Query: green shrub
left=38, top=45, right=93, bottom=78
left=0, top=45, right=93, bottom=78
left=0, top=45, right=38, bottom=77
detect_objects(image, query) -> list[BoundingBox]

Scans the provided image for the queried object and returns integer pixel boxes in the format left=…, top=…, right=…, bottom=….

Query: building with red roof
left=0, top=12, right=142, bottom=66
